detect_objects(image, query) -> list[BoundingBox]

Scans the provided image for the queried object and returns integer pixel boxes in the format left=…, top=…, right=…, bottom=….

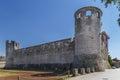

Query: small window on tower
left=96, top=12, right=99, bottom=17
left=77, top=13, right=81, bottom=18
left=86, top=10, right=91, bottom=16
left=97, top=12, right=100, bottom=18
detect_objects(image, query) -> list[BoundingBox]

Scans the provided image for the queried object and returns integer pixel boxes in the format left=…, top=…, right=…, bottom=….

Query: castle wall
left=11, top=38, right=74, bottom=70
left=5, top=6, right=110, bottom=71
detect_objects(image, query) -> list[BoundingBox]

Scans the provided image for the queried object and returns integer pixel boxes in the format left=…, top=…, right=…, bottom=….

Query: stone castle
left=5, top=6, right=110, bottom=71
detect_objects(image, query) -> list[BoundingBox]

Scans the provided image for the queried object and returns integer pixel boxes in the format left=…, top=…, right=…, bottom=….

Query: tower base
left=73, top=54, right=106, bottom=72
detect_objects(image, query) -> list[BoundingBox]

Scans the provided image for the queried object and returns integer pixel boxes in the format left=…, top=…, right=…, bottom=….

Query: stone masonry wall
left=11, top=38, right=74, bottom=70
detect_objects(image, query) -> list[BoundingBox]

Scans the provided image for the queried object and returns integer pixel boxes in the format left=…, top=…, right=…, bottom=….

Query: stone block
left=85, top=68, right=91, bottom=73
left=72, top=68, right=78, bottom=76
left=79, top=68, right=85, bottom=75
left=91, top=67, right=95, bottom=73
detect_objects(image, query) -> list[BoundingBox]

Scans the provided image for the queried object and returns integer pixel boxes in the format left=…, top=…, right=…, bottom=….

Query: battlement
left=6, top=40, right=18, bottom=45
left=6, top=40, right=19, bottom=49
left=6, top=40, right=19, bottom=57
left=74, top=6, right=102, bottom=20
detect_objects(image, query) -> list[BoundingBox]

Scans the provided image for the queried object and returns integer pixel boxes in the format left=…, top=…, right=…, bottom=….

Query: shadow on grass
left=31, top=72, right=56, bottom=77
left=31, top=71, right=67, bottom=77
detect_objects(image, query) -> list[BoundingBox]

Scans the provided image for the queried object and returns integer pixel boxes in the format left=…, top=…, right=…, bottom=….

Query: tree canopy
left=100, top=0, right=117, bottom=7
left=108, top=55, right=113, bottom=66
left=98, top=0, right=120, bottom=26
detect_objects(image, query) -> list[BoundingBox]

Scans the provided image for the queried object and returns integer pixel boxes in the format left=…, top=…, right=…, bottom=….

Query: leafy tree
left=108, top=55, right=113, bottom=66
left=100, top=0, right=117, bottom=7
left=95, top=0, right=120, bottom=26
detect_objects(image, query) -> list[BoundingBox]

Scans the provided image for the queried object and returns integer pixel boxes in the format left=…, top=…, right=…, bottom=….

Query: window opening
left=86, top=10, right=91, bottom=16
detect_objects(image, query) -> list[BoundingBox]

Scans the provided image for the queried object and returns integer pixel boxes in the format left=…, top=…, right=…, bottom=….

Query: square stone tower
left=5, top=40, right=19, bottom=68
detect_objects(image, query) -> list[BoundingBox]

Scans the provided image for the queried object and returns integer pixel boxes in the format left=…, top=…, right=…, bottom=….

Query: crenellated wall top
left=74, top=6, right=102, bottom=19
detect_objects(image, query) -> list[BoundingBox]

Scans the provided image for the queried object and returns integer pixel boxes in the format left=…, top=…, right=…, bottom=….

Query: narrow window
left=96, top=12, right=99, bottom=17
left=77, top=13, right=81, bottom=19
left=97, top=12, right=100, bottom=18
left=78, top=13, right=81, bottom=18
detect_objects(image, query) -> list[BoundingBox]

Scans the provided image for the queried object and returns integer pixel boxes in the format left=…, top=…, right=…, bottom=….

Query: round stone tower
left=74, top=6, right=104, bottom=71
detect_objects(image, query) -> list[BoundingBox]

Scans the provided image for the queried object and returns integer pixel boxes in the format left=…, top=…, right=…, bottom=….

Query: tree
left=99, top=0, right=117, bottom=7
left=96, top=0, right=120, bottom=26
left=108, top=55, right=113, bottom=66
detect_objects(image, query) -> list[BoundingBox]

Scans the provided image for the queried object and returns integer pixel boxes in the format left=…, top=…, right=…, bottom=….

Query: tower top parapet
left=74, top=6, right=102, bottom=19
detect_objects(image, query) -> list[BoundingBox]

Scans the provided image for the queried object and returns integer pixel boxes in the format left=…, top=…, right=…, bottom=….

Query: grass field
left=0, top=71, right=17, bottom=77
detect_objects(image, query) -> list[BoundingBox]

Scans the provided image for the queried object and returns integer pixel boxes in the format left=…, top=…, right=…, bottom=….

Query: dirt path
left=0, top=70, right=60, bottom=80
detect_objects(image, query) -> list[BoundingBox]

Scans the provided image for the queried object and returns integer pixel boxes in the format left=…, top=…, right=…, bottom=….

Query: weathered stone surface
left=91, top=67, right=95, bottom=73
left=85, top=68, right=91, bottom=73
left=5, top=39, right=74, bottom=69
left=9, top=63, right=72, bottom=71
left=79, top=68, right=85, bottom=75
left=72, top=68, right=78, bottom=76
left=73, top=6, right=110, bottom=72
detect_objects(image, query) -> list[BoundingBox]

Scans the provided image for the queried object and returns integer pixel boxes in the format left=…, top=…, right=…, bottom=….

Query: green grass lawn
left=0, top=71, right=16, bottom=77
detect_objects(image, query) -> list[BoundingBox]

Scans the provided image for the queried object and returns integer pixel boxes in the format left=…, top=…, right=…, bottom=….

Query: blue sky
left=0, top=0, right=120, bottom=58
